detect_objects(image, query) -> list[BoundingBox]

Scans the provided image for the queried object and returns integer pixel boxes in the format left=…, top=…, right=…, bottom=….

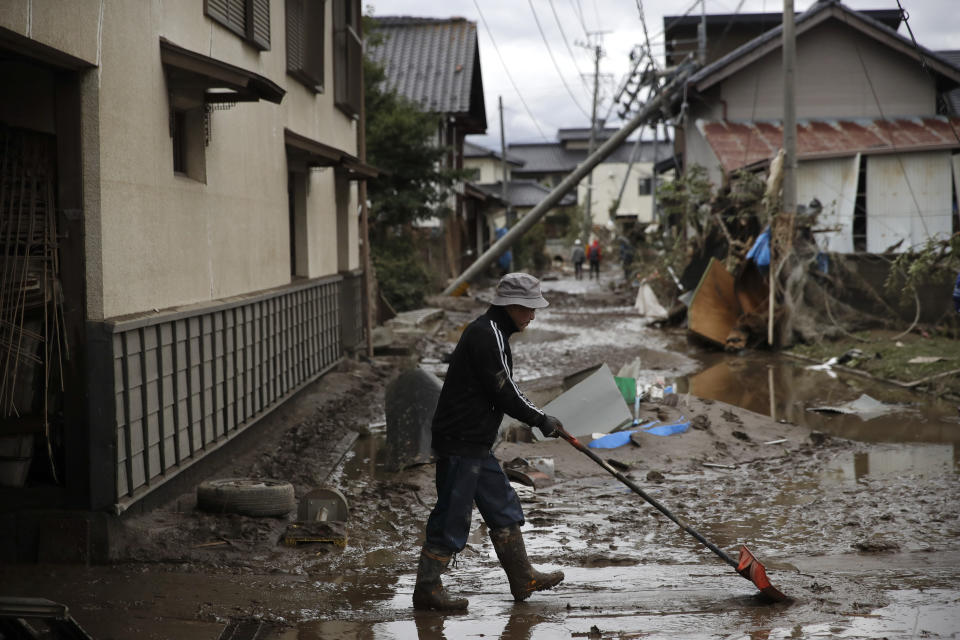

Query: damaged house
left=0, top=0, right=374, bottom=549
left=669, top=0, right=960, bottom=254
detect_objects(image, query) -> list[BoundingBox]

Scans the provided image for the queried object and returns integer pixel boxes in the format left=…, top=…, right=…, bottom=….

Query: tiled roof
left=557, top=127, right=622, bottom=142
left=463, top=140, right=525, bottom=166
left=508, top=140, right=674, bottom=175
left=699, top=117, right=960, bottom=173
left=369, top=16, right=486, bottom=130
left=476, top=180, right=577, bottom=208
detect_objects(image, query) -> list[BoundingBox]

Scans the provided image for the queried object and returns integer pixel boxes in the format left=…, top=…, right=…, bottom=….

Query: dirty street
left=2, top=0, right=960, bottom=639
left=3, top=274, right=960, bottom=639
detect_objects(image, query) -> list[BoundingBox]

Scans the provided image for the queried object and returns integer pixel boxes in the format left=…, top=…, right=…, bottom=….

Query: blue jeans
left=424, top=453, right=525, bottom=553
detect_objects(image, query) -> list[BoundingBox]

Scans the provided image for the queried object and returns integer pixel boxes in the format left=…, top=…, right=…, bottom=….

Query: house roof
left=557, top=127, right=622, bottom=142
left=476, top=180, right=577, bottom=208
left=368, top=16, right=487, bottom=133
left=687, top=1, right=960, bottom=95
left=508, top=140, right=674, bottom=175
left=699, top=116, right=960, bottom=173
left=463, top=140, right=525, bottom=166
left=939, top=50, right=960, bottom=115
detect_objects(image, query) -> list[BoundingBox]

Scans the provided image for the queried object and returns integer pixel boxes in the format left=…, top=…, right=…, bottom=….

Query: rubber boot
left=489, top=524, right=564, bottom=601
left=412, top=546, right=468, bottom=611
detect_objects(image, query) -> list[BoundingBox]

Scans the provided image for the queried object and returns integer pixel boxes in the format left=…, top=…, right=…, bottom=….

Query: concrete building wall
left=1, top=0, right=359, bottom=320
left=579, top=161, right=658, bottom=227
left=464, top=156, right=507, bottom=183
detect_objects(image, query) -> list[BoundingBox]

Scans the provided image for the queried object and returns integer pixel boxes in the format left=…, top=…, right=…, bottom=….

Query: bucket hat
left=491, top=273, right=549, bottom=309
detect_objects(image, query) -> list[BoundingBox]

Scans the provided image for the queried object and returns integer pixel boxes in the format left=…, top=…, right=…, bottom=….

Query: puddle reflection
left=822, top=443, right=958, bottom=483
left=673, top=354, right=959, bottom=444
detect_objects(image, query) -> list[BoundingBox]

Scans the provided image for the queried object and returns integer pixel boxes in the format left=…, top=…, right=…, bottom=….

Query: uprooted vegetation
left=634, top=162, right=959, bottom=351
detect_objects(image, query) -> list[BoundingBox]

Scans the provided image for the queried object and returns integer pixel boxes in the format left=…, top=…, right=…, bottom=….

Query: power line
left=568, top=0, right=589, bottom=38
left=472, top=0, right=549, bottom=141
left=547, top=0, right=591, bottom=92
left=528, top=0, right=591, bottom=118
left=841, top=9, right=930, bottom=239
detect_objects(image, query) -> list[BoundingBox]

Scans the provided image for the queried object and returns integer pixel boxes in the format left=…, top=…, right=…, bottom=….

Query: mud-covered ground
left=2, top=271, right=959, bottom=639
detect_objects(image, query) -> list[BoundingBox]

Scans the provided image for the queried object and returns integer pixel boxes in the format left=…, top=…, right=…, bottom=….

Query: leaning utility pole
left=698, top=0, right=707, bottom=65
left=583, top=42, right=602, bottom=242
left=442, top=64, right=694, bottom=296
left=499, top=96, right=512, bottom=270
left=770, top=0, right=798, bottom=346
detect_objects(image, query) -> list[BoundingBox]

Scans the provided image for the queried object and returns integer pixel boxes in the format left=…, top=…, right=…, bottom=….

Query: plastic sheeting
left=797, top=154, right=859, bottom=253
left=535, top=363, right=633, bottom=439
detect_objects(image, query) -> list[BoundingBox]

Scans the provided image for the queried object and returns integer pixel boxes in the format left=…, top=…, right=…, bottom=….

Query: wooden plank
left=688, top=258, right=741, bottom=347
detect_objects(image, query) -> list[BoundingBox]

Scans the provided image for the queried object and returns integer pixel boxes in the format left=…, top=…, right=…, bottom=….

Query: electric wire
left=569, top=0, right=589, bottom=37
left=472, top=0, right=549, bottom=141
left=894, top=0, right=960, bottom=144
left=841, top=9, right=931, bottom=241
left=547, top=0, right=591, bottom=92
left=528, top=0, right=591, bottom=119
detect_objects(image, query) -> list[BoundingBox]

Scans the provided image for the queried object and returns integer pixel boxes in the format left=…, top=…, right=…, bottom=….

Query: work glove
left=538, top=415, right=563, bottom=438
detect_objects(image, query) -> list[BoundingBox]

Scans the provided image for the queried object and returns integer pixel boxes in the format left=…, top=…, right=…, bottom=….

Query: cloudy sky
left=366, top=0, right=960, bottom=150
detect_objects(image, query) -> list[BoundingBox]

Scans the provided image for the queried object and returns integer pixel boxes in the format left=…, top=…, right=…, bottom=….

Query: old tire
left=196, top=478, right=295, bottom=517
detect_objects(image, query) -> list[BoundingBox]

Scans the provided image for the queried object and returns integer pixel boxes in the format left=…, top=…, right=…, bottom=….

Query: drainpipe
left=442, top=64, right=694, bottom=296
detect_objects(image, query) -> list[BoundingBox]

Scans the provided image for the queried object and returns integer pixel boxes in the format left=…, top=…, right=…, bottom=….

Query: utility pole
left=442, top=65, right=694, bottom=295
left=770, top=0, right=797, bottom=346
left=499, top=96, right=513, bottom=271
left=583, top=41, right=602, bottom=243
left=651, top=122, right=659, bottom=221
left=698, top=0, right=707, bottom=65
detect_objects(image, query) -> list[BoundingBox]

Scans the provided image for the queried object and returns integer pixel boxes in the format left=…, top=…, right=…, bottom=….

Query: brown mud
left=2, top=271, right=959, bottom=639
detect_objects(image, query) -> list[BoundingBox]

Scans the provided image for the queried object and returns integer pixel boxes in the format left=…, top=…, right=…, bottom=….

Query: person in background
left=413, top=273, right=566, bottom=611
left=570, top=239, right=585, bottom=280
left=587, top=238, right=601, bottom=280
left=953, top=269, right=960, bottom=313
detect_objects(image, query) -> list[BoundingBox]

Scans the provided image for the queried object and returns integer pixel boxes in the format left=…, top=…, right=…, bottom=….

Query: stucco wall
left=2, top=0, right=360, bottom=320
left=464, top=156, right=507, bottom=183
left=720, top=21, right=934, bottom=121
left=579, top=161, right=658, bottom=227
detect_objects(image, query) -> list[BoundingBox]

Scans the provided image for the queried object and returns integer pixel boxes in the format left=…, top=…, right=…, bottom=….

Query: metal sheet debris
left=298, top=487, right=349, bottom=522
left=537, top=364, right=633, bottom=439
left=503, top=457, right=555, bottom=489
left=807, top=394, right=904, bottom=421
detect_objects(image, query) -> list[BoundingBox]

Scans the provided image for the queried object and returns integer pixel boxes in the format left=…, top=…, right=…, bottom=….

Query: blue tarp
left=496, top=227, right=512, bottom=270
left=746, top=227, right=771, bottom=269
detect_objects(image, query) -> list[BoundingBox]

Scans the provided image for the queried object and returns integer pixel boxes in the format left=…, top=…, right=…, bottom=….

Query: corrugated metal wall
left=797, top=154, right=860, bottom=253
left=95, top=275, right=351, bottom=512
left=866, top=151, right=953, bottom=252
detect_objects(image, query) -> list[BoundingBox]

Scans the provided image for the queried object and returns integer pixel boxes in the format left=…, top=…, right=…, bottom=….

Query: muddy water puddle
left=674, top=352, right=959, bottom=470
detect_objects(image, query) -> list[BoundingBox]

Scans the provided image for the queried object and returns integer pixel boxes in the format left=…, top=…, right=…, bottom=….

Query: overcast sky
left=366, top=0, right=960, bottom=150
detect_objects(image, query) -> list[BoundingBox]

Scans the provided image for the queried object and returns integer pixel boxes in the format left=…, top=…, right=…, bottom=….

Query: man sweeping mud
left=413, top=273, right=566, bottom=611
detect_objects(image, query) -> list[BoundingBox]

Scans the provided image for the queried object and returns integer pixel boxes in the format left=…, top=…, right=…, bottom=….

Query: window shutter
left=304, top=0, right=325, bottom=89
left=226, top=0, right=246, bottom=34
left=207, top=0, right=230, bottom=24
left=286, top=0, right=304, bottom=72
left=287, top=0, right=324, bottom=91
left=251, top=0, right=271, bottom=51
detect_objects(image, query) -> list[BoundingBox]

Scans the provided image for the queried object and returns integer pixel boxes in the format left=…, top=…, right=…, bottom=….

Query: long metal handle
left=557, top=427, right=737, bottom=569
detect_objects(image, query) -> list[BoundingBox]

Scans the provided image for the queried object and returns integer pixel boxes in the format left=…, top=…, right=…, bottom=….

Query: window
left=169, top=101, right=207, bottom=182
left=206, top=0, right=271, bottom=51
left=286, top=0, right=325, bottom=92
left=333, top=0, right=362, bottom=116
left=638, top=176, right=652, bottom=196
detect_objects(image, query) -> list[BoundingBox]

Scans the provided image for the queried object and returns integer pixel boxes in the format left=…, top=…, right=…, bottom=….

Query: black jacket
left=431, top=306, right=545, bottom=456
